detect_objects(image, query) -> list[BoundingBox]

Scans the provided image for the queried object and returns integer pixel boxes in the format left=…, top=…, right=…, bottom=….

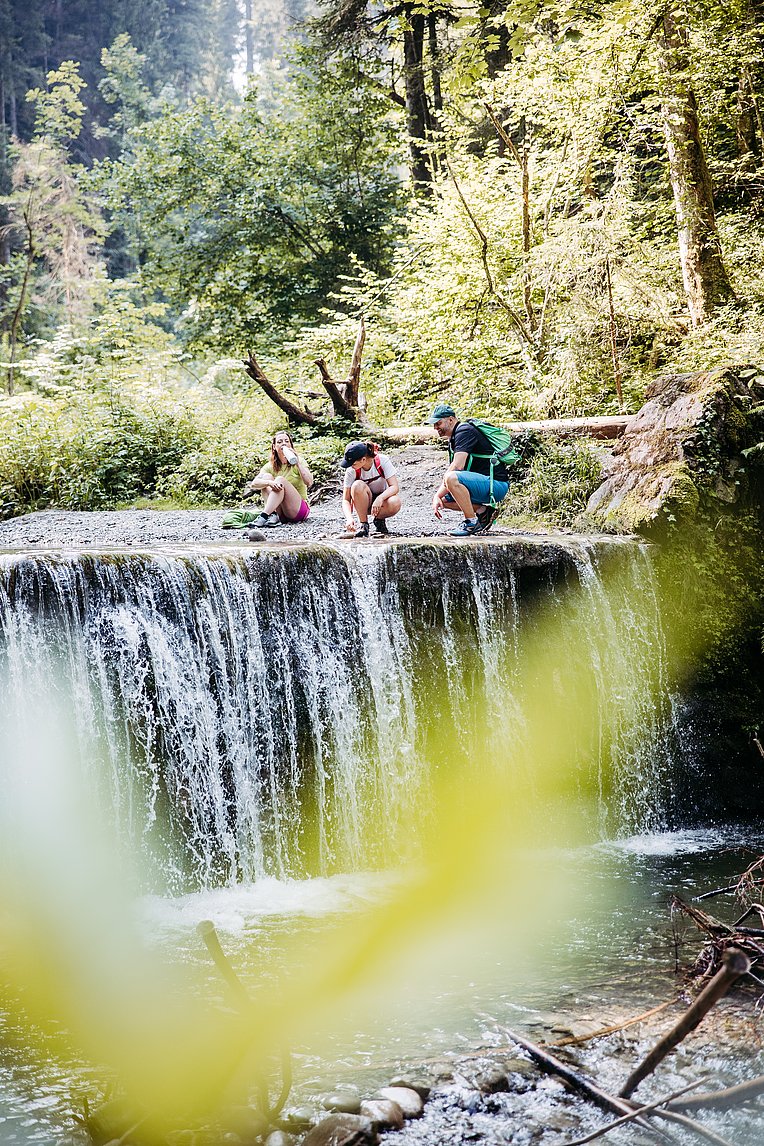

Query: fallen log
left=619, top=948, right=751, bottom=1100
left=378, top=415, right=630, bottom=444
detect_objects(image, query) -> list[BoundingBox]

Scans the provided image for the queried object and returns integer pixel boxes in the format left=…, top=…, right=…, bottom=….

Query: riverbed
left=2, top=827, right=763, bottom=1145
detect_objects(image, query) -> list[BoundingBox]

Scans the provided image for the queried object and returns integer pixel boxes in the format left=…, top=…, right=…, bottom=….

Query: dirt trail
left=0, top=445, right=520, bottom=548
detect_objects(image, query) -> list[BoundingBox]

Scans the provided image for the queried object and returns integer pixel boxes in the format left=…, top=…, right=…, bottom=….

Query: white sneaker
left=263, top=513, right=281, bottom=527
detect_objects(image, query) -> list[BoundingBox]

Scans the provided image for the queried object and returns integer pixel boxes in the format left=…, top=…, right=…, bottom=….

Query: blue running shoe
left=449, top=517, right=482, bottom=537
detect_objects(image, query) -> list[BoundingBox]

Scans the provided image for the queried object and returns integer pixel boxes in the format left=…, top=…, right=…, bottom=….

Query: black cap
left=341, top=441, right=370, bottom=468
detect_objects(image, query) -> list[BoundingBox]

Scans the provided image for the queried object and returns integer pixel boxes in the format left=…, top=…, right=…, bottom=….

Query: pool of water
left=3, top=827, right=762, bottom=1144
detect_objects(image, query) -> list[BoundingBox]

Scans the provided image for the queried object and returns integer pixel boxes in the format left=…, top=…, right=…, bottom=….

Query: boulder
left=374, top=1086, right=424, bottom=1117
left=585, top=365, right=764, bottom=534
left=321, top=1093, right=362, bottom=1115
left=301, top=1113, right=377, bottom=1146
left=358, top=1098, right=405, bottom=1129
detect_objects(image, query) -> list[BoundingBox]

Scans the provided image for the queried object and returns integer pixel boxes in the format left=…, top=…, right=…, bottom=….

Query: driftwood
left=630, top=1106, right=736, bottom=1146
left=672, top=896, right=764, bottom=983
left=619, top=948, right=751, bottom=1100
left=566, top=1078, right=704, bottom=1146
left=667, top=1074, right=764, bottom=1112
left=499, top=1028, right=665, bottom=1139
left=546, top=997, right=676, bottom=1048
left=244, top=318, right=368, bottom=426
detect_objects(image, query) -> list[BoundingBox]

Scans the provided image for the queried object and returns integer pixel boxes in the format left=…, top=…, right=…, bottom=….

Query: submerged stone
left=322, top=1093, right=362, bottom=1115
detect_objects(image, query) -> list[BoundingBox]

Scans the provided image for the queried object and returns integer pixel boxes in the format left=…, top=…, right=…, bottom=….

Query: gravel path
left=0, top=445, right=523, bottom=549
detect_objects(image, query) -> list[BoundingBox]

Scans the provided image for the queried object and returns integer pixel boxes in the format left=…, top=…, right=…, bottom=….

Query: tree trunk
left=244, top=0, right=254, bottom=75
left=736, top=70, right=759, bottom=158
left=657, top=1, right=735, bottom=326
left=482, top=0, right=513, bottom=77
left=428, top=13, right=442, bottom=114
left=402, top=10, right=433, bottom=189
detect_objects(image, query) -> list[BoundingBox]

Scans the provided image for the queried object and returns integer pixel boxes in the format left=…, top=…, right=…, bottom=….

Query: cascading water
left=0, top=538, right=679, bottom=892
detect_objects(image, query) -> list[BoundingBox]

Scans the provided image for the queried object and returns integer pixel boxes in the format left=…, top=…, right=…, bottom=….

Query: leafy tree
left=98, top=42, right=406, bottom=350
left=1, top=61, right=104, bottom=392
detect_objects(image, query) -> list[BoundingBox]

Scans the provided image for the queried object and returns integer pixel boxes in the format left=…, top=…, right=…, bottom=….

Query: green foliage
left=26, top=62, right=87, bottom=147
left=497, top=438, right=605, bottom=529
left=96, top=42, right=407, bottom=350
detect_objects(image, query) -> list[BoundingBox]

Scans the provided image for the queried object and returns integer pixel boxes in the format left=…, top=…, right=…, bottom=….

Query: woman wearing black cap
left=340, top=441, right=401, bottom=538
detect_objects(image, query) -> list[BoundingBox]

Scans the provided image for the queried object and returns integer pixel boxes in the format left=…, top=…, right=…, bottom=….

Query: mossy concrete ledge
left=585, top=364, right=764, bottom=535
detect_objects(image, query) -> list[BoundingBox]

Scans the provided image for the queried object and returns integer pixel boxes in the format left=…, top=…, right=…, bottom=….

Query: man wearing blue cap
left=428, top=403, right=509, bottom=536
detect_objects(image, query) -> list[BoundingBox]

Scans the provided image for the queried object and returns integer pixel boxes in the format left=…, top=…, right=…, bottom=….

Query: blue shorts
left=444, top=470, right=508, bottom=506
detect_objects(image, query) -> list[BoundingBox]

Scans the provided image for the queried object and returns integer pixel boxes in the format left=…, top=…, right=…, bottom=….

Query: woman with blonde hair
left=243, top=430, right=313, bottom=528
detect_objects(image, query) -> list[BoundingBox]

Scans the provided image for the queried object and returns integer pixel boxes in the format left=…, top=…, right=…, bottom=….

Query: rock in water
left=359, top=1099, right=404, bottom=1129
left=388, top=1076, right=431, bottom=1101
left=322, top=1093, right=362, bottom=1115
left=374, top=1086, right=424, bottom=1117
left=264, top=1133, right=293, bottom=1146
left=301, top=1113, right=377, bottom=1146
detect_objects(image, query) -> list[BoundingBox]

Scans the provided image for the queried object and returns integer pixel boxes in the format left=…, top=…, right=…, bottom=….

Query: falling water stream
left=0, top=537, right=756, bottom=1143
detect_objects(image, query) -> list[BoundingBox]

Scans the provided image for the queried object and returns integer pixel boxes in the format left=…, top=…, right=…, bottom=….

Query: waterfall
left=0, top=539, right=679, bottom=891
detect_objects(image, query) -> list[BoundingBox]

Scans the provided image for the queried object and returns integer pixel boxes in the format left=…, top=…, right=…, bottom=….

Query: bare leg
left=273, top=481, right=304, bottom=521
left=372, top=494, right=402, bottom=520
left=263, top=485, right=285, bottom=515
left=351, top=481, right=373, bottom=523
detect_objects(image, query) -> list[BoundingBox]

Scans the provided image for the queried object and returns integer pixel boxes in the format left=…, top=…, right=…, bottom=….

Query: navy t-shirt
left=449, top=421, right=509, bottom=481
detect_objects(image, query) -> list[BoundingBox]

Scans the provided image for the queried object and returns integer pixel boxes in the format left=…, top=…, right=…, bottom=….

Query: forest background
left=1, top=0, right=762, bottom=525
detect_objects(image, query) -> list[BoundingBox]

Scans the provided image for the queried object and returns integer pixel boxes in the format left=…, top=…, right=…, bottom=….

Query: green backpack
left=453, top=419, right=521, bottom=507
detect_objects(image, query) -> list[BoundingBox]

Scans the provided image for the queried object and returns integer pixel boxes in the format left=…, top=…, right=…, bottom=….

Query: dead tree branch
left=483, top=103, right=537, bottom=333
left=312, top=317, right=368, bottom=422
left=667, top=1074, right=764, bottom=1112
left=314, top=357, right=357, bottom=419
left=243, top=352, right=322, bottom=426
left=444, top=158, right=538, bottom=357
left=547, top=997, right=677, bottom=1048
left=498, top=1027, right=665, bottom=1139
left=566, top=1078, right=704, bottom=1146
left=619, top=948, right=751, bottom=1100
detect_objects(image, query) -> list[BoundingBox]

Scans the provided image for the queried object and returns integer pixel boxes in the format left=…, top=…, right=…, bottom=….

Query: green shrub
left=499, top=438, right=606, bottom=530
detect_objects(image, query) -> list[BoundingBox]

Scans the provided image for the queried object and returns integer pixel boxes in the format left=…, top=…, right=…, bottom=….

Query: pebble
left=322, top=1093, right=362, bottom=1115
left=359, top=1099, right=404, bottom=1130
left=301, top=1113, right=377, bottom=1146
left=374, top=1087, right=424, bottom=1118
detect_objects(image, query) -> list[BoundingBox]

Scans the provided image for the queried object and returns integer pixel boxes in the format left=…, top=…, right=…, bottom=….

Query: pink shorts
left=278, top=499, right=310, bottom=523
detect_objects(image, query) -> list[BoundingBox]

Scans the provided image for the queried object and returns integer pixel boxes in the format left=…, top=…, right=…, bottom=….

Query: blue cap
left=341, top=441, right=369, bottom=468
left=428, top=403, right=456, bottom=423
